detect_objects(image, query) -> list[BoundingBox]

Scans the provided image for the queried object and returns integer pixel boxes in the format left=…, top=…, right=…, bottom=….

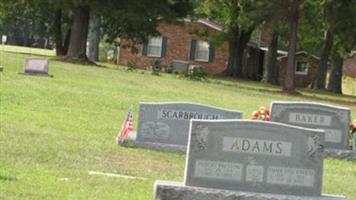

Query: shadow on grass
left=0, top=50, right=53, bottom=58
left=209, top=76, right=356, bottom=107
left=0, top=175, right=17, bottom=182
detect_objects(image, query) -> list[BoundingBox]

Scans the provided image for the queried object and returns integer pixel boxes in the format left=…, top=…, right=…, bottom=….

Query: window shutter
left=209, top=45, right=215, bottom=62
left=161, top=36, right=167, bottom=57
left=190, top=39, right=197, bottom=60
left=142, top=42, right=148, bottom=56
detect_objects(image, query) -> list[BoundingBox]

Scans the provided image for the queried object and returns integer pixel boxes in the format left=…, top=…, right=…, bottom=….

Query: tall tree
left=196, top=0, right=270, bottom=78
left=61, top=0, right=191, bottom=62
left=326, top=0, right=356, bottom=93
left=261, top=0, right=290, bottom=84
left=262, top=30, right=280, bottom=84
left=312, top=0, right=336, bottom=89
left=66, top=4, right=91, bottom=62
left=87, top=13, right=101, bottom=61
left=283, top=0, right=302, bottom=93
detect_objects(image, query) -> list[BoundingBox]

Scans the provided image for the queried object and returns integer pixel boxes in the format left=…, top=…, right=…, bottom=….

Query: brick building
left=117, top=20, right=320, bottom=87
left=277, top=52, right=320, bottom=87
left=118, top=19, right=228, bottom=75
left=343, top=55, right=356, bottom=78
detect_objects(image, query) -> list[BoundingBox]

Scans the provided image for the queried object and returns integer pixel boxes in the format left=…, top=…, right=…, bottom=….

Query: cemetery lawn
left=0, top=46, right=356, bottom=200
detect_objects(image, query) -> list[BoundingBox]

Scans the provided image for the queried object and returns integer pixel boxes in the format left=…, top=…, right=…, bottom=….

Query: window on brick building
left=143, top=36, right=167, bottom=57
left=295, top=60, right=308, bottom=75
left=190, top=40, right=215, bottom=62
left=195, top=41, right=210, bottom=62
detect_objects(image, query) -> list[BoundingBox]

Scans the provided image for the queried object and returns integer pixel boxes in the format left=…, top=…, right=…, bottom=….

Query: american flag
left=116, top=107, right=134, bottom=144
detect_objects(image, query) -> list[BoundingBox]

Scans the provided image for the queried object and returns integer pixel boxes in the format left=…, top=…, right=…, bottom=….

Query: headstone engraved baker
left=19, top=58, right=52, bottom=77
left=136, top=102, right=242, bottom=152
left=154, top=120, right=346, bottom=200
left=270, top=101, right=351, bottom=150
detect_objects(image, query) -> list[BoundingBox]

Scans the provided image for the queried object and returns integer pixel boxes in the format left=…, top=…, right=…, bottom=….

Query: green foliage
left=127, top=57, right=138, bottom=71
left=101, top=0, right=192, bottom=44
left=186, top=66, right=207, bottom=81
left=297, top=0, right=324, bottom=55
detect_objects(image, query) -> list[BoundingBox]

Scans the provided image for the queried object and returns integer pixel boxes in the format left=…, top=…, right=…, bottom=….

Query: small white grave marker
left=1, top=35, right=7, bottom=44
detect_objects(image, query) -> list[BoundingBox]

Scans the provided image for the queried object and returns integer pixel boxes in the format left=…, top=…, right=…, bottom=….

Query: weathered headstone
left=155, top=120, right=346, bottom=200
left=136, top=102, right=242, bottom=152
left=19, top=58, right=52, bottom=77
left=270, top=102, right=351, bottom=150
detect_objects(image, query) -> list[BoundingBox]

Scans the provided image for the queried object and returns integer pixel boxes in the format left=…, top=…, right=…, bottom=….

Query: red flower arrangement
left=251, top=107, right=270, bottom=121
left=351, top=120, right=356, bottom=134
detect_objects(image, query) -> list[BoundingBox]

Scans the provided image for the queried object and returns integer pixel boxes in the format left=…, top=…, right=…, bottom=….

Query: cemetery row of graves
left=0, top=48, right=355, bottom=199
left=129, top=101, right=355, bottom=199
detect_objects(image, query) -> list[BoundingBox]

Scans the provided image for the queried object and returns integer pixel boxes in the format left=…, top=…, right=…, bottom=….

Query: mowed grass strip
left=0, top=47, right=355, bottom=200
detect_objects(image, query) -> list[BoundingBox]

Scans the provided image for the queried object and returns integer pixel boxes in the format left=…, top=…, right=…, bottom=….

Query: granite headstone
left=20, top=58, right=52, bottom=77
left=270, top=102, right=351, bottom=150
left=155, top=120, right=346, bottom=200
left=136, top=102, right=242, bottom=151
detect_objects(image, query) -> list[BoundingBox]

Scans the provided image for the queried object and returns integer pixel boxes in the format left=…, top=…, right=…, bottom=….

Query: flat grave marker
left=19, top=58, right=52, bottom=77
left=155, top=120, right=346, bottom=200
left=136, top=102, right=242, bottom=151
left=270, top=102, right=351, bottom=150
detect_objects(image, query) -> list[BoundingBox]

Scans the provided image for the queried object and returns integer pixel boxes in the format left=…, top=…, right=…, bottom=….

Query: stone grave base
left=18, top=72, right=53, bottom=77
left=130, top=141, right=186, bottom=153
left=155, top=181, right=346, bottom=200
left=324, top=149, right=356, bottom=161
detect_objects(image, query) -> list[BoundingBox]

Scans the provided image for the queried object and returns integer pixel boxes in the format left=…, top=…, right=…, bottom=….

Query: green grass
left=0, top=46, right=355, bottom=200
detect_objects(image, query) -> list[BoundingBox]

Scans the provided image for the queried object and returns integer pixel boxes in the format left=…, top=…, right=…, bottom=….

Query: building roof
left=197, top=19, right=224, bottom=31
left=183, top=18, right=224, bottom=31
left=277, top=51, right=320, bottom=60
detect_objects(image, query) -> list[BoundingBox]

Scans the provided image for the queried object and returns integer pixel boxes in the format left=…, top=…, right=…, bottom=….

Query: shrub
left=127, top=57, right=137, bottom=71
left=186, top=66, right=207, bottom=81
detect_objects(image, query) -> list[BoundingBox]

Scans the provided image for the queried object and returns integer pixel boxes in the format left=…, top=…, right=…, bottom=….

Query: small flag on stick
left=116, top=106, right=134, bottom=145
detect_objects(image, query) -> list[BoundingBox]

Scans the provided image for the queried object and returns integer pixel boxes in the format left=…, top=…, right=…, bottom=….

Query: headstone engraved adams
left=154, top=120, right=346, bottom=200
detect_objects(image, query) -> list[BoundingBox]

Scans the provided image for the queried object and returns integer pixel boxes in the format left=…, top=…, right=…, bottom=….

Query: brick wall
left=118, top=21, right=229, bottom=75
left=278, top=53, right=319, bottom=88
left=343, top=56, right=356, bottom=78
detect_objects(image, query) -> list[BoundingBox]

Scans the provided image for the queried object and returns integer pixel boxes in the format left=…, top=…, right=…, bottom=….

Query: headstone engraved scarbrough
left=19, top=58, right=52, bottom=77
left=135, top=102, right=242, bottom=152
left=154, top=120, right=346, bottom=200
left=270, top=102, right=351, bottom=150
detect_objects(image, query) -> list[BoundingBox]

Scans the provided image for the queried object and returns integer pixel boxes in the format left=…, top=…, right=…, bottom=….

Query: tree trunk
left=283, top=0, right=300, bottom=92
left=327, top=53, right=343, bottom=94
left=239, top=30, right=253, bottom=78
left=224, top=29, right=240, bottom=77
left=313, top=29, right=333, bottom=89
left=63, top=28, right=71, bottom=55
left=223, top=28, right=252, bottom=78
left=262, top=31, right=279, bottom=84
left=87, top=13, right=101, bottom=62
left=53, top=9, right=65, bottom=56
left=66, top=5, right=91, bottom=62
